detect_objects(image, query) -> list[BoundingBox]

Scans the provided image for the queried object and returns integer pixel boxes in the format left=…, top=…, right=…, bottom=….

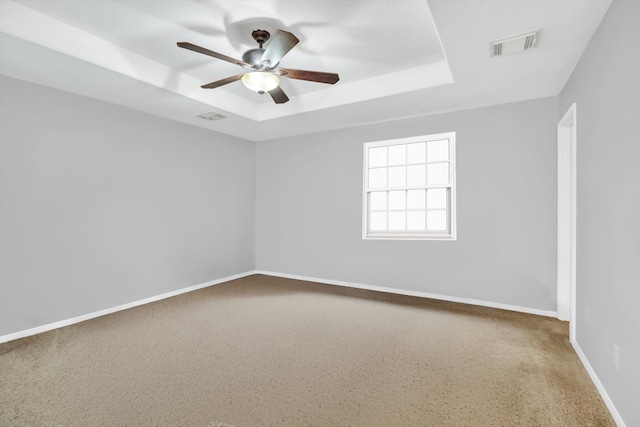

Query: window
left=363, top=132, right=456, bottom=240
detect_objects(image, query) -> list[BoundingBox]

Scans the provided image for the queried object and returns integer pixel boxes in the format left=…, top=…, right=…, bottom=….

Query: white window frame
left=362, top=132, right=456, bottom=240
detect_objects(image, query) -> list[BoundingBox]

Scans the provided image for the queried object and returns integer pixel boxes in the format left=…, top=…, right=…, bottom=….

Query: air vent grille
left=490, top=30, right=539, bottom=57
left=197, top=112, right=227, bottom=121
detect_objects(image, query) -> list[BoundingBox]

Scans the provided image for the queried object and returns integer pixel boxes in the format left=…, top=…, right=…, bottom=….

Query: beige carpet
left=0, top=275, right=614, bottom=426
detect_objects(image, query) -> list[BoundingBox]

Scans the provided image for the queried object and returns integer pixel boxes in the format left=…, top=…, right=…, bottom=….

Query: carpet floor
left=1, top=274, right=614, bottom=426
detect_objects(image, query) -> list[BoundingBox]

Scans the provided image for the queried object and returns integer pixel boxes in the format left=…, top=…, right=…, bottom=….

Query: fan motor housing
left=242, top=48, right=267, bottom=68
left=242, top=48, right=277, bottom=68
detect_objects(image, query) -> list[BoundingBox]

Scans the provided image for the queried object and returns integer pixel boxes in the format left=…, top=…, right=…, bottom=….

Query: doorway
left=557, top=103, right=576, bottom=341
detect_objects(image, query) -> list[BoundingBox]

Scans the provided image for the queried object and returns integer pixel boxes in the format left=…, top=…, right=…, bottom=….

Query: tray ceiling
left=0, top=0, right=611, bottom=141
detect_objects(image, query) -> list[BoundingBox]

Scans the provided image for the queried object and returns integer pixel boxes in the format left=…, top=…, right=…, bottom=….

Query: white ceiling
left=0, top=0, right=611, bottom=142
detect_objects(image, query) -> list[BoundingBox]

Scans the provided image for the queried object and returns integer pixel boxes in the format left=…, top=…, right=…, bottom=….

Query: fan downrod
left=251, top=29, right=270, bottom=48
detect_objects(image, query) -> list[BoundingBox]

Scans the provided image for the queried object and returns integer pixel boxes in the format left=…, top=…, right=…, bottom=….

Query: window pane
left=369, top=147, right=387, bottom=167
left=388, top=166, right=406, bottom=187
left=407, top=189, right=425, bottom=209
left=427, top=188, right=447, bottom=209
left=427, top=210, right=447, bottom=231
left=369, top=168, right=387, bottom=188
left=370, top=191, right=387, bottom=211
left=427, top=162, right=449, bottom=185
left=364, top=132, right=455, bottom=239
left=407, top=142, right=426, bottom=164
left=388, top=144, right=406, bottom=166
left=388, top=190, right=406, bottom=210
left=370, top=212, right=387, bottom=231
left=407, top=211, right=426, bottom=230
left=428, top=139, right=449, bottom=162
left=388, top=212, right=406, bottom=230
left=407, top=164, right=426, bottom=186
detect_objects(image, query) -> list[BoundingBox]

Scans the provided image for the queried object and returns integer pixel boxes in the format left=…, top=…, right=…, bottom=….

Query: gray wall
left=559, top=0, right=640, bottom=425
left=0, top=76, right=255, bottom=336
left=256, top=97, right=558, bottom=311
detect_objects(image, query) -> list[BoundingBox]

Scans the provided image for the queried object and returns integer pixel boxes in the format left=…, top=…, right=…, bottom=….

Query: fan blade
left=261, top=30, right=299, bottom=67
left=201, top=74, right=244, bottom=89
left=278, top=68, right=339, bottom=84
left=177, top=42, right=251, bottom=68
left=269, top=86, right=289, bottom=104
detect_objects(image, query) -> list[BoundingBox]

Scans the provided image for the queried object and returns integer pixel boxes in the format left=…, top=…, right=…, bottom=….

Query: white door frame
left=557, top=103, right=577, bottom=341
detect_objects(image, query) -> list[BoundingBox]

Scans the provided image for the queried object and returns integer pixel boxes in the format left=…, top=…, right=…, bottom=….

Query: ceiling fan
left=177, top=29, right=340, bottom=104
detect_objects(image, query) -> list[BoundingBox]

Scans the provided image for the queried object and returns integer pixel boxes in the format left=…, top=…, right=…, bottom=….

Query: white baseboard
left=0, top=271, right=255, bottom=344
left=3, top=269, right=621, bottom=425
left=253, top=270, right=557, bottom=318
left=0, top=269, right=557, bottom=344
left=571, top=338, right=626, bottom=427
left=0, top=270, right=558, bottom=338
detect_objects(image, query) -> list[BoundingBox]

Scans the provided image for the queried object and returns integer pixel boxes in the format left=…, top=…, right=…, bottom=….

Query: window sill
left=363, top=233, right=456, bottom=241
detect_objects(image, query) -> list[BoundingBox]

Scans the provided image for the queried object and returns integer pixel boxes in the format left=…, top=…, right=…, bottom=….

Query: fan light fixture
left=241, top=72, right=280, bottom=93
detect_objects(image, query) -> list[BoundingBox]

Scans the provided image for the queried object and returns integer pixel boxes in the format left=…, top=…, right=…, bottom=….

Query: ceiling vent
left=197, top=112, right=227, bottom=121
left=490, top=30, right=539, bottom=57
